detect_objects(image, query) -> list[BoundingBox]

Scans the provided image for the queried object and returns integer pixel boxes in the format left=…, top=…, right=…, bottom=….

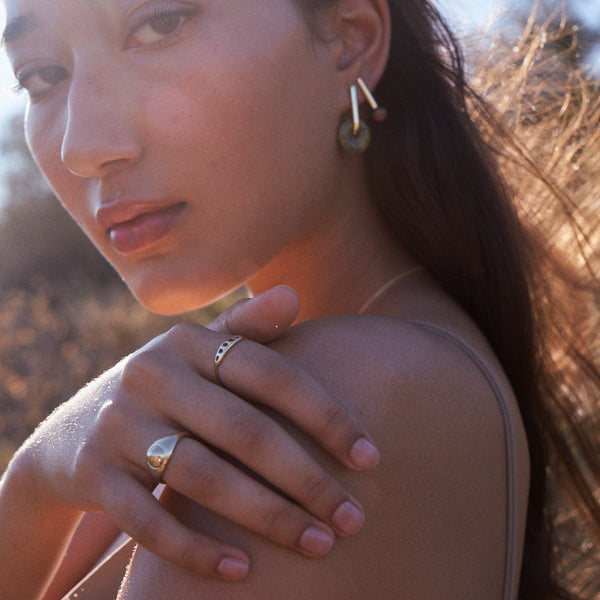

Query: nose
left=61, top=67, right=142, bottom=178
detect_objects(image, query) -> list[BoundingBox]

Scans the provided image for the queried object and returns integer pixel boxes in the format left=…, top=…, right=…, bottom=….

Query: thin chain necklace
left=358, top=266, right=423, bottom=314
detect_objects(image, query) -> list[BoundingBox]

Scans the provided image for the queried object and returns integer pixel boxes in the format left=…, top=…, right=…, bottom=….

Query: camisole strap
left=409, top=320, right=520, bottom=600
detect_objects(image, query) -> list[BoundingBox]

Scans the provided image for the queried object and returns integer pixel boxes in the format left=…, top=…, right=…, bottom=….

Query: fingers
left=162, top=437, right=341, bottom=557
left=179, top=326, right=379, bottom=472
left=158, top=385, right=366, bottom=539
left=112, top=319, right=379, bottom=564
left=112, top=430, right=343, bottom=575
left=104, top=473, right=251, bottom=580
left=206, top=286, right=299, bottom=343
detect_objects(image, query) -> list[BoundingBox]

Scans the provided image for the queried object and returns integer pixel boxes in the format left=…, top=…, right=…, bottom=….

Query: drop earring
left=338, top=77, right=387, bottom=154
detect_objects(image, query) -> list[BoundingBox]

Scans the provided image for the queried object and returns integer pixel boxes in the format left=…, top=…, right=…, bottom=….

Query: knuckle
left=94, top=397, right=128, bottom=437
left=163, top=322, right=201, bottom=347
left=229, top=409, right=270, bottom=456
left=319, top=403, right=348, bottom=441
left=263, top=355, right=309, bottom=397
left=127, top=509, right=160, bottom=547
left=120, top=347, right=173, bottom=392
left=298, top=469, right=332, bottom=507
left=185, top=455, right=222, bottom=503
left=262, top=502, right=296, bottom=540
left=120, top=353, right=158, bottom=390
left=173, top=536, right=202, bottom=572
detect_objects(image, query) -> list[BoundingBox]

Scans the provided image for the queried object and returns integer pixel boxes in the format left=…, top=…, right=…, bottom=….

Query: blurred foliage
left=0, top=2, right=599, bottom=595
left=0, top=279, right=241, bottom=470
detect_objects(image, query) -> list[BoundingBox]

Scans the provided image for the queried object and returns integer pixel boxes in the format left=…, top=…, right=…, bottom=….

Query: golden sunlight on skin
left=7, top=0, right=581, bottom=598
left=6, top=0, right=360, bottom=316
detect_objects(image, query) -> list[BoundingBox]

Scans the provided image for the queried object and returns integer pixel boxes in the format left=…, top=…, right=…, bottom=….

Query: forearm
left=0, top=450, right=84, bottom=600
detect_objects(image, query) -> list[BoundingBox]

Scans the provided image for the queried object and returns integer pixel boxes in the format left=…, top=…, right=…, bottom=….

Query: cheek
left=141, top=88, right=199, bottom=143
left=139, top=83, right=245, bottom=180
left=140, top=77, right=249, bottom=158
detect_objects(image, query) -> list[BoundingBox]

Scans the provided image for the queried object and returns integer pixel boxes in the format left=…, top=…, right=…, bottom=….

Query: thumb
left=206, top=286, right=300, bottom=343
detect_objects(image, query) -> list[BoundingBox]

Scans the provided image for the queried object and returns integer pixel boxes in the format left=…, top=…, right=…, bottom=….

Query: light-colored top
left=409, top=320, right=523, bottom=600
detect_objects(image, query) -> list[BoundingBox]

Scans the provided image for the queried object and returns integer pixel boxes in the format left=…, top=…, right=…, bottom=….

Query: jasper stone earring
left=338, top=77, right=387, bottom=153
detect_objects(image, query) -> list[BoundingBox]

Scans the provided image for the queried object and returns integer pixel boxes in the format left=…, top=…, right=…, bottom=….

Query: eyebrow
left=1, top=13, right=41, bottom=48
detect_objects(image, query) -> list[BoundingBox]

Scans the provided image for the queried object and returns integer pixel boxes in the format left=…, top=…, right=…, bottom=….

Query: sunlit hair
left=472, top=9, right=600, bottom=597
left=298, top=1, right=600, bottom=597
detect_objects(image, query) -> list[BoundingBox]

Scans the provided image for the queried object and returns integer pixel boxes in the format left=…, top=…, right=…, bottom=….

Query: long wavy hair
left=300, top=0, right=600, bottom=597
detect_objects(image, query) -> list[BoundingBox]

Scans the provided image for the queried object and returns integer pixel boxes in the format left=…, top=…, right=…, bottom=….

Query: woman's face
left=4, top=0, right=344, bottom=313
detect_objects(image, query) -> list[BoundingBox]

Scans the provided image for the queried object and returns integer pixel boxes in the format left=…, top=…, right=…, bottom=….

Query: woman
left=1, top=0, right=599, bottom=598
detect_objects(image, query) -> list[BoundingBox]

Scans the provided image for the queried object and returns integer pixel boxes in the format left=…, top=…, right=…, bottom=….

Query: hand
left=19, top=286, right=379, bottom=581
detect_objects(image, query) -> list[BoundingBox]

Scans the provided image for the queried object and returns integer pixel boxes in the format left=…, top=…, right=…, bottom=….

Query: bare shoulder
left=278, top=313, right=530, bottom=590
left=275, top=313, right=529, bottom=502
left=119, top=314, right=529, bottom=600
left=275, top=312, right=520, bottom=426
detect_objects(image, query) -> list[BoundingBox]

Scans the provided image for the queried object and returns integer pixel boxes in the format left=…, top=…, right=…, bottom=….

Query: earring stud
left=338, top=78, right=387, bottom=154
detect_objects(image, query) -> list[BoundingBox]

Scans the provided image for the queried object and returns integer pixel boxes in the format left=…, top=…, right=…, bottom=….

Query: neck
left=247, top=172, right=416, bottom=322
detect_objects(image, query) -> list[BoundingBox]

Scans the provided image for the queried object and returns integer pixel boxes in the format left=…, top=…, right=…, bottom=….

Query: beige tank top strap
left=409, top=320, right=521, bottom=600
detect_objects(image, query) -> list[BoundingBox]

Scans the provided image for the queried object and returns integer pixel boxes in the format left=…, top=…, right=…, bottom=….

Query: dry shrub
left=0, top=279, right=243, bottom=471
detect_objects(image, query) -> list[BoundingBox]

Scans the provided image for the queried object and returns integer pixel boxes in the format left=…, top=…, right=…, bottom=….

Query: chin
left=129, top=286, right=206, bottom=316
left=126, top=276, right=239, bottom=316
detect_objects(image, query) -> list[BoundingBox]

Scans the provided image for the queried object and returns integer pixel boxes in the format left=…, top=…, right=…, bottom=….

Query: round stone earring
left=338, top=77, right=387, bottom=153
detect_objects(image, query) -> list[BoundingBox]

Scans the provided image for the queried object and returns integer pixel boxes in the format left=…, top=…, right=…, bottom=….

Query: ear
left=330, top=0, right=391, bottom=112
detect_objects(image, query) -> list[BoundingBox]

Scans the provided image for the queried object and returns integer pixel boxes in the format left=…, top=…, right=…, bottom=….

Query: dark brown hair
left=299, top=0, right=600, bottom=597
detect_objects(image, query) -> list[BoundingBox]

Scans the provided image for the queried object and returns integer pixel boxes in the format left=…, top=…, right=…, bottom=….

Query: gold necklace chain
left=358, top=266, right=423, bottom=314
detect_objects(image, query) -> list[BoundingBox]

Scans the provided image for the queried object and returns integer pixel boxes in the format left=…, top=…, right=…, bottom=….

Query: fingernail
left=332, top=501, right=365, bottom=536
left=299, top=526, right=335, bottom=557
left=350, top=437, right=380, bottom=469
left=217, top=556, right=249, bottom=580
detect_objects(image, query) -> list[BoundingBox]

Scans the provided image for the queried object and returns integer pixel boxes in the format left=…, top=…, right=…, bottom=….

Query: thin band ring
left=145, top=432, right=191, bottom=483
left=214, top=335, right=244, bottom=385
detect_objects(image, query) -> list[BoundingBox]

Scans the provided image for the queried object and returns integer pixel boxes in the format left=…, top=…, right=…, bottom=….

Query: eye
left=127, top=4, right=200, bottom=48
left=15, top=64, right=69, bottom=99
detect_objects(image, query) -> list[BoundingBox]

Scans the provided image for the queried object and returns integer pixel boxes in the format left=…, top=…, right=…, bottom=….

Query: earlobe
left=333, top=0, right=391, bottom=95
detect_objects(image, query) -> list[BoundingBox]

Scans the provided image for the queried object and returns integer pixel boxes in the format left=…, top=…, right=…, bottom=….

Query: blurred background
left=0, top=0, right=599, bottom=592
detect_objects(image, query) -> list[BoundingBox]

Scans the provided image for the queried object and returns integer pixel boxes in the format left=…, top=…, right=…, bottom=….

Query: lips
left=96, top=200, right=186, bottom=254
